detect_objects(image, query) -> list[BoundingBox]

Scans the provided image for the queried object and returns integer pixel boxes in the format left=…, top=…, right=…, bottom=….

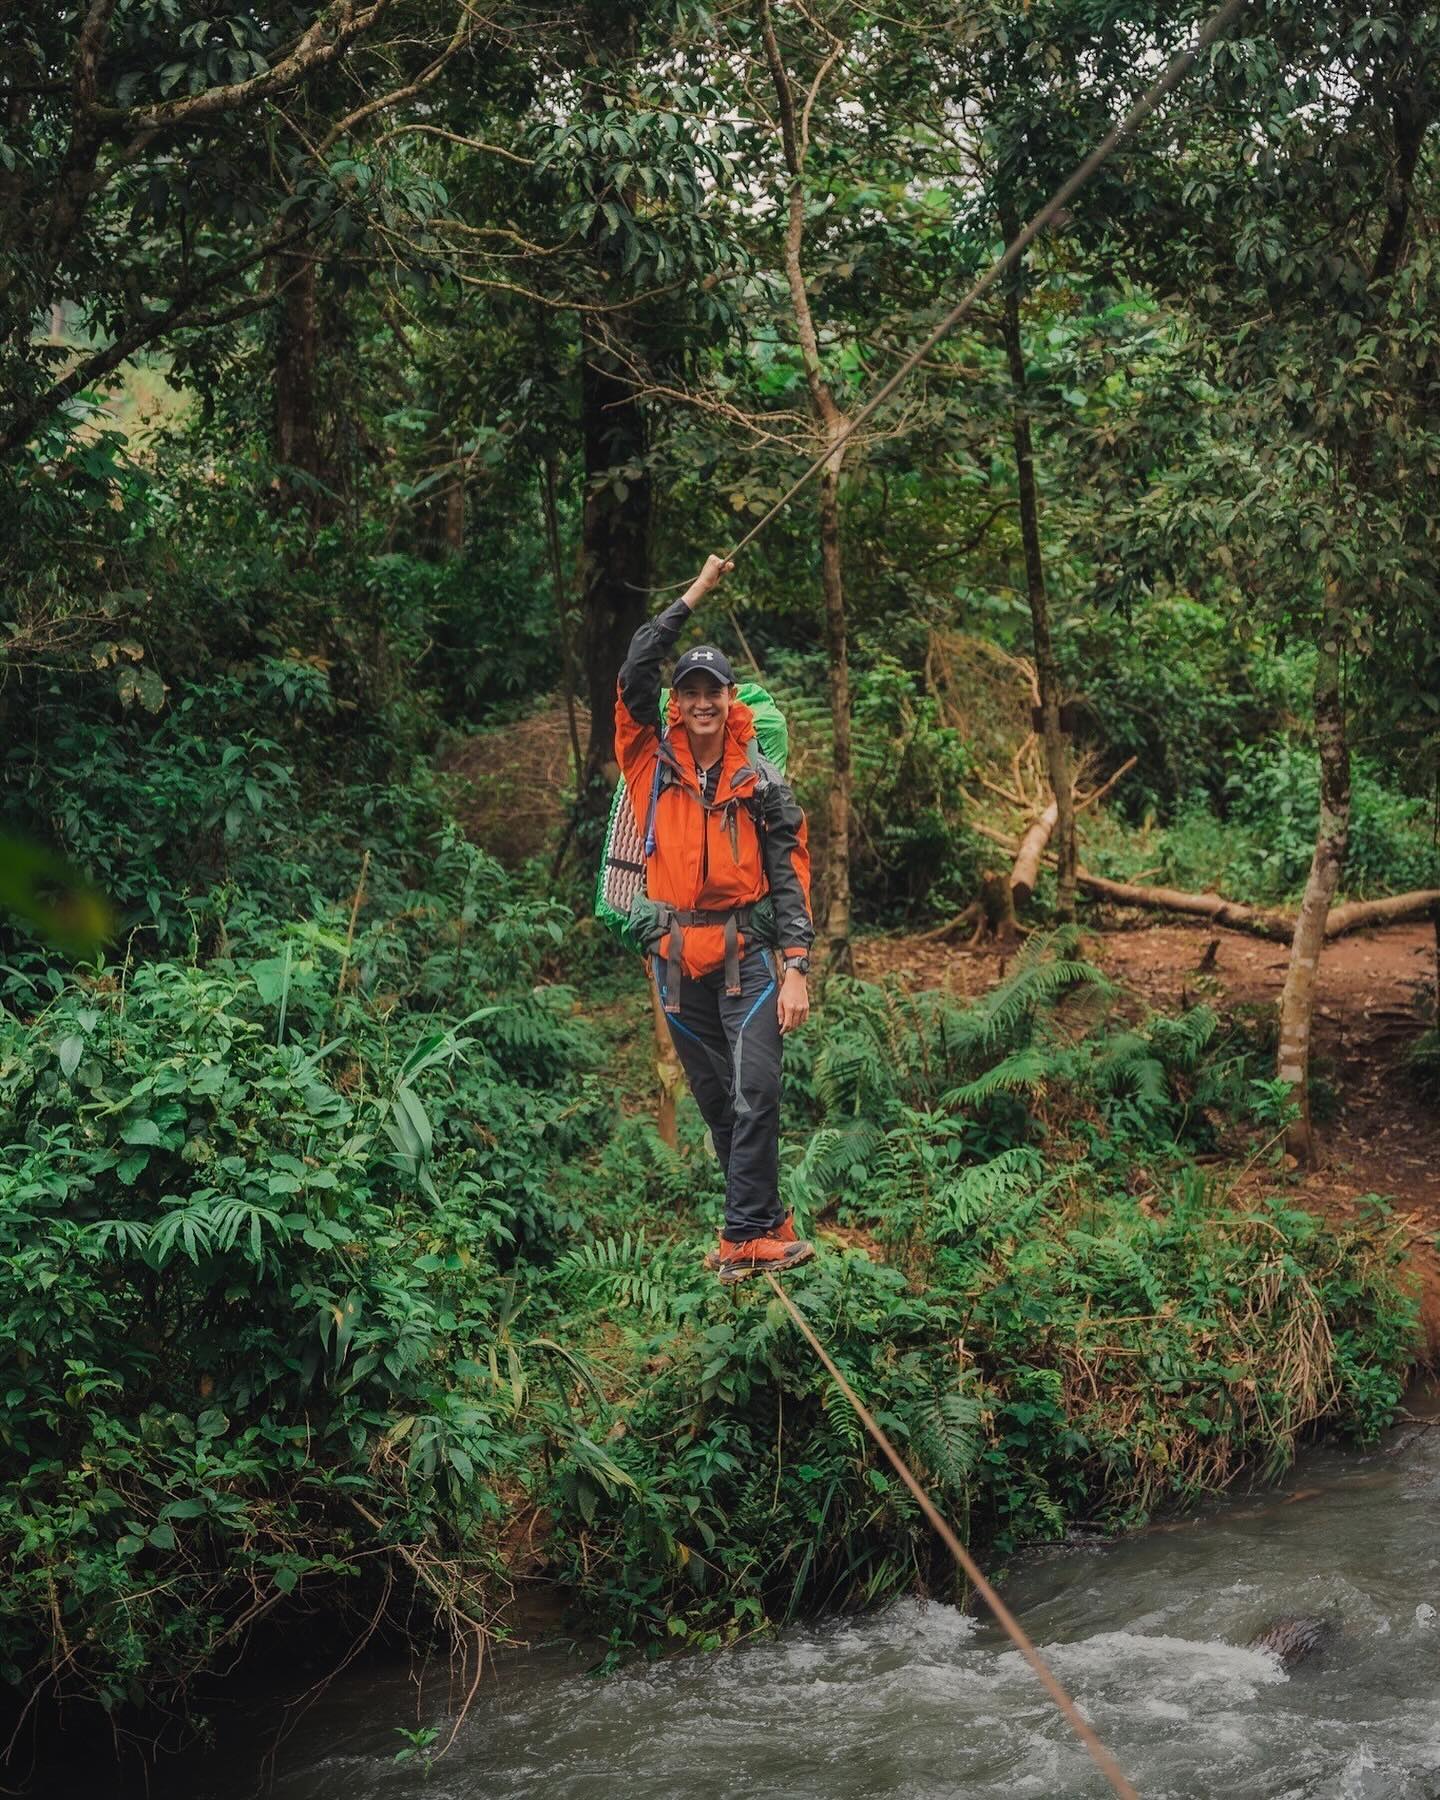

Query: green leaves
left=249, top=955, right=291, bottom=1006
left=116, top=663, right=167, bottom=714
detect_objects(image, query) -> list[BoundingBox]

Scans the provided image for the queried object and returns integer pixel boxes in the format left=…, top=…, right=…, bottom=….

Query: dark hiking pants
left=653, top=947, right=783, bottom=1242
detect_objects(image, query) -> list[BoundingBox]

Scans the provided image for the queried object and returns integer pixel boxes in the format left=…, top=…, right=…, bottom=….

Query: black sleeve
left=618, top=596, right=692, bottom=726
left=755, top=757, right=815, bottom=953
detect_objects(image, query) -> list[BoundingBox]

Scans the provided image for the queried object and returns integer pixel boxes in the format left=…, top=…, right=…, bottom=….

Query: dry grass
left=441, top=698, right=583, bottom=866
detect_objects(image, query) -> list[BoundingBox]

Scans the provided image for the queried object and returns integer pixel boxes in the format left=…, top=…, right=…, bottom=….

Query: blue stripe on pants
left=653, top=948, right=784, bottom=1241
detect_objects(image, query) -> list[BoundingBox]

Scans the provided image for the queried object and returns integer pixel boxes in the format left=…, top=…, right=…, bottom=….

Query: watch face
left=786, top=956, right=810, bottom=973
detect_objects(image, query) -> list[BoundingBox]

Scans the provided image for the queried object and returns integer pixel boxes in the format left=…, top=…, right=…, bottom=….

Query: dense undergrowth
left=0, top=422, right=1422, bottom=1768
left=2, top=846, right=1414, bottom=1736
left=543, top=933, right=1412, bottom=1655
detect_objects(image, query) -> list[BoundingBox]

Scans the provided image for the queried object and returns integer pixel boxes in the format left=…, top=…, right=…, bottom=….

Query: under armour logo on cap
left=673, top=643, right=736, bottom=686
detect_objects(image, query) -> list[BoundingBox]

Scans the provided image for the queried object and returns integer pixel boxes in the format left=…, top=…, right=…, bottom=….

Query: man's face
left=674, top=674, right=735, bottom=736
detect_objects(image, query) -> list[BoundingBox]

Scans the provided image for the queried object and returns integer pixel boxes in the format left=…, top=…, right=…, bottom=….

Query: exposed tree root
left=919, top=868, right=1019, bottom=949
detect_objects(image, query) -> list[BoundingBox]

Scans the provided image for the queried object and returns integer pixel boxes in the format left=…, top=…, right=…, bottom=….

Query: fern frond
left=1148, top=1006, right=1219, bottom=1072
left=936, top=1147, right=1043, bottom=1237
left=971, top=958, right=1109, bottom=1049
left=1094, top=1032, right=1169, bottom=1106
left=1065, top=1229, right=1168, bottom=1311
left=795, top=1117, right=885, bottom=1194
left=819, top=1370, right=866, bottom=1451
left=943, top=1045, right=1050, bottom=1106
left=917, top=1387, right=982, bottom=1491
left=553, top=1232, right=679, bottom=1320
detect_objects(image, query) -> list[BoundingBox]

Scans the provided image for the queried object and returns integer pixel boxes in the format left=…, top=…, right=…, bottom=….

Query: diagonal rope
left=763, top=1270, right=1140, bottom=1800
left=712, top=0, right=1249, bottom=570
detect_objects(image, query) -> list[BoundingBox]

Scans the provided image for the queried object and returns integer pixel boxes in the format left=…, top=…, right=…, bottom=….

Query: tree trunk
left=1270, top=89, right=1429, bottom=1161
left=1277, top=587, right=1349, bottom=1162
left=442, top=460, right=465, bottom=557
left=573, top=4, right=652, bottom=816
left=273, top=251, right=335, bottom=522
left=541, top=456, right=585, bottom=794
left=1433, top=901, right=1440, bottom=1029
left=999, top=211, right=1075, bottom=921
left=274, top=253, right=319, bottom=471
left=759, top=0, right=853, bottom=969
left=819, top=457, right=852, bottom=961
left=578, top=337, right=651, bottom=800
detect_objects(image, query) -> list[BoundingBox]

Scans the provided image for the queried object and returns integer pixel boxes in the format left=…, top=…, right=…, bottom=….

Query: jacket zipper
left=699, top=762, right=711, bottom=886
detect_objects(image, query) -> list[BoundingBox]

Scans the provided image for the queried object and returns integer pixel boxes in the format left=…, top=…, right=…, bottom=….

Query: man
left=615, top=554, right=816, bottom=1284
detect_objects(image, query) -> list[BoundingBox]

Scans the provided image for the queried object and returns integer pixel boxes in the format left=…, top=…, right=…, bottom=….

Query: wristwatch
left=783, top=954, right=811, bottom=975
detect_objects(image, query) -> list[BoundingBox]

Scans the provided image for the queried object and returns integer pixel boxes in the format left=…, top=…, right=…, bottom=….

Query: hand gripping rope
left=670, top=0, right=1250, bottom=587
left=764, top=1273, right=1140, bottom=1799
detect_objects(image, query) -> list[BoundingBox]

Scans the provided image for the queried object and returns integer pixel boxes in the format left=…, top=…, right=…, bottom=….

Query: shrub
left=0, top=835, right=607, bottom=1716
left=1057, top=599, right=1310, bottom=819
left=1085, top=739, right=1440, bottom=905
left=529, top=937, right=1413, bottom=1654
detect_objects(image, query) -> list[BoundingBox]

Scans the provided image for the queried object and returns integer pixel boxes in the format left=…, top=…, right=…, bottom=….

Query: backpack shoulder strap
left=741, top=736, right=772, bottom=829
left=644, top=730, right=683, bottom=858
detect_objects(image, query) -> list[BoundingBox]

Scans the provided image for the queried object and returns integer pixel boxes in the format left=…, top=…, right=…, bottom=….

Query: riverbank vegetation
left=2, top=0, right=1437, bottom=1778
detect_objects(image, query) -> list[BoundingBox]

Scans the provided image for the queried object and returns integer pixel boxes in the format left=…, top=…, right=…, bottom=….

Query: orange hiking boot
left=713, top=1231, right=814, bottom=1286
left=705, top=1212, right=798, bottom=1270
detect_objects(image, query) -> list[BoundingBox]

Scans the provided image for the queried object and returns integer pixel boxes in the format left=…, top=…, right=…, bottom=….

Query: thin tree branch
left=90, top=0, right=395, bottom=133
left=371, top=122, right=535, bottom=166
left=2, top=221, right=314, bottom=455
left=317, top=3, right=475, bottom=155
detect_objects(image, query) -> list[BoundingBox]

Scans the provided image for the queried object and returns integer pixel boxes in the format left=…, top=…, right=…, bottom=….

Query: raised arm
left=614, top=556, right=732, bottom=769
left=617, top=594, right=693, bottom=733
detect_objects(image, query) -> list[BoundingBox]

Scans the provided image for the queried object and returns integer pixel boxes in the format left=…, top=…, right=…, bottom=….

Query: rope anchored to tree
left=764, top=1270, right=1140, bottom=1800
left=699, top=0, right=1250, bottom=577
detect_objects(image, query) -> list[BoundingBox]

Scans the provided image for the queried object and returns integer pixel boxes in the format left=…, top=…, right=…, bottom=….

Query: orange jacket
left=615, top=598, right=814, bottom=980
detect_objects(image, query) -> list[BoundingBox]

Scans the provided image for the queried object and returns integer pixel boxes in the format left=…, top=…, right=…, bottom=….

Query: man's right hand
left=683, top=554, right=733, bottom=610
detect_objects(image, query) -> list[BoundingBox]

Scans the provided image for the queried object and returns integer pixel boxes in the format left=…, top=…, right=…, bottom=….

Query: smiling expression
left=674, top=674, right=736, bottom=751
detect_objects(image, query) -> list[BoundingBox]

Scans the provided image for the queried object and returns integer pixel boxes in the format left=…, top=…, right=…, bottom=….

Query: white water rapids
left=189, top=1396, right=1440, bottom=1800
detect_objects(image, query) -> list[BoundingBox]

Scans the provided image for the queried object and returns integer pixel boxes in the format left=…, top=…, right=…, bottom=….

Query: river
left=187, top=1391, right=1440, bottom=1800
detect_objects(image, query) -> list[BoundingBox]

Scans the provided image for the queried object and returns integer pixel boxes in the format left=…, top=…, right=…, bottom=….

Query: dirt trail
left=1097, top=922, right=1434, bottom=1195
left=856, top=919, right=1439, bottom=1352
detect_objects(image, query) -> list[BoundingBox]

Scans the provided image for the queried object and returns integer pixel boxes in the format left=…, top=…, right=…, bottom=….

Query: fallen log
left=1076, top=872, right=1440, bottom=942
left=1073, top=872, right=1293, bottom=940
left=1010, top=800, right=1058, bottom=909
left=1323, top=890, right=1440, bottom=937
left=972, top=819, right=1440, bottom=944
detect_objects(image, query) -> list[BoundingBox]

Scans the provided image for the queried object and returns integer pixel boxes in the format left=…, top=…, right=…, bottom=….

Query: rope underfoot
left=763, top=1270, right=1140, bottom=1800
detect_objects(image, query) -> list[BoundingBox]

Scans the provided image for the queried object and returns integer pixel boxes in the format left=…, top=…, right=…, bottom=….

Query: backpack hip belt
left=659, top=904, right=757, bottom=1010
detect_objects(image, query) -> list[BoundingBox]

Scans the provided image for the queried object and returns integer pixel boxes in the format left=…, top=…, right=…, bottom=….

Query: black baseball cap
left=672, top=644, right=736, bottom=687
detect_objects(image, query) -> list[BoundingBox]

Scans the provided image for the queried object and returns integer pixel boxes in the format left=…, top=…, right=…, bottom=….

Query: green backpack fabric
left=594, top=682, right=789, bottom=953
